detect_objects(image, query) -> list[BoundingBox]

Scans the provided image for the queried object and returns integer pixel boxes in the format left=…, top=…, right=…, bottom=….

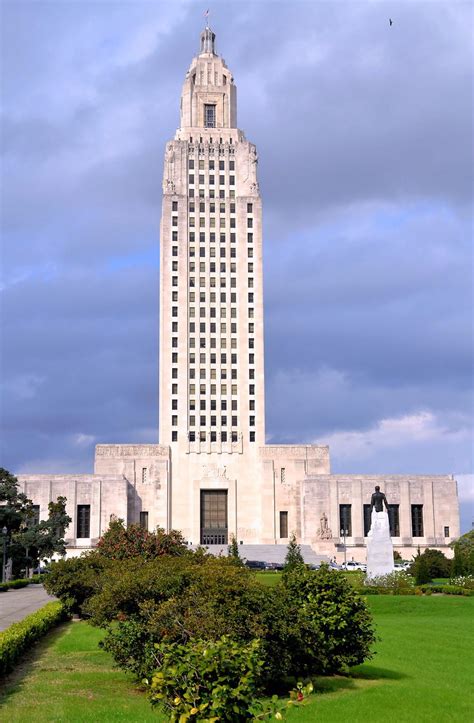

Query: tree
left=14, top=496, right=71, bottom=575
left=283, top=533, right=304, bottom=573
left=450, top=530, right=474, bottom=576
left=1, top=469, right=71, bottom=577
left=0, top=468, right=33, bottom=533
left=228, top=534, right=243, bottom=565
left=393, top=550, right=402, bottom=561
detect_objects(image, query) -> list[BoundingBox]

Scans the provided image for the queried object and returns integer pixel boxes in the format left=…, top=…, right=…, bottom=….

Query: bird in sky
left=389, top=18, right=393, bottom=26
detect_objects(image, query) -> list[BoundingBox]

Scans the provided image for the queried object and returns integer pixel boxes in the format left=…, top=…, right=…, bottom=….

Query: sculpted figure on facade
left=317, top=511, right=332, bottom=539
left=163, top=143, right=176, bottom=193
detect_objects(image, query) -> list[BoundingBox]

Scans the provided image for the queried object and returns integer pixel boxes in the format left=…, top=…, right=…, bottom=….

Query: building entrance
left=200, top=490, right=228, bottom=545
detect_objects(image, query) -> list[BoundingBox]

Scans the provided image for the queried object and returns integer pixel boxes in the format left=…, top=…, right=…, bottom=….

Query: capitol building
left=18, top=27, right=460, bottom=561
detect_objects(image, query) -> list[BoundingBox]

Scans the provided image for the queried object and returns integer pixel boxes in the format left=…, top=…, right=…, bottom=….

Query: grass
left=286, top=596, right=474, bottom=722
left=1, top=597, right=473, bottom=722
left=0, top=622, right=163, bottom=722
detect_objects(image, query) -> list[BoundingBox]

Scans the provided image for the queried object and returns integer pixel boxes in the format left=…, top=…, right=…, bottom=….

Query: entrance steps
left=192, top=543, right=329, bottom=565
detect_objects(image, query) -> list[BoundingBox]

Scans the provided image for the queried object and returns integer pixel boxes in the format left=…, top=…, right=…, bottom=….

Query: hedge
left=0, top=576, right=43, bottom=592
left=0, top=601, right=68, bottom=676
left=417, top=584, right=474, bottom=597
left=358, top=585, right=473, bottom=597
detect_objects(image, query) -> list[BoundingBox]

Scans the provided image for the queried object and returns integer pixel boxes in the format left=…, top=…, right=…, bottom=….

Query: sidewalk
left=0, top=585, right=57, bottom=632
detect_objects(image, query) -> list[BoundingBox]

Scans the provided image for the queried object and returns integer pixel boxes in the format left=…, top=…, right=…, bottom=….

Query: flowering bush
left=364, top=570, right=415, bottom=593
left=449, top=575, right=474, bottom=589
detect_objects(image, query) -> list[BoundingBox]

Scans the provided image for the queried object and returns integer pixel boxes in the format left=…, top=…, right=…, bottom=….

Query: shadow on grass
left=309, top=665, right=408, bottom=697
left=0, top=622, right=70, bottom=703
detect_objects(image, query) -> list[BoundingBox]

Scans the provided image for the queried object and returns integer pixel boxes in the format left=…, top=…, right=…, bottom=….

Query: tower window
left=77, top=505, right=90, bottom=539
left=204, top=104, right=216, bottom=128
left=411, top=505, right=424, bottom=537
left=279, top=511, right=288, bottom=538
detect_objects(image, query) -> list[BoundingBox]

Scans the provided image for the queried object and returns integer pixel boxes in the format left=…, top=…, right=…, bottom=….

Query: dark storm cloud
left=1, top=1, right=472, bottom=529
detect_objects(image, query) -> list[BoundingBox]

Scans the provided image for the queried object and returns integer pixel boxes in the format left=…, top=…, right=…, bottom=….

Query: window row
left=171, top=382, right=255, bottom=396
left=187, top=431, right=256, bottom=443
left=188, top=159, right=236, bottom=171
left=187, top=246, right=253, bottom=260
left=187, top=382, right=256, bottom=394
left=189, top=232, right=237, bottom=243
left=189, top=201, right=237, bottom=213
left=188, top=200, right=253, bottom=214
left=188, top=188, right=235, bottom=199
left=188, top=174, right=235, bottom=186
left=186, top=343, right=254, bottom=363
left=189, top=399, right=240, bottom=410
left=337, top=503, right=425, bottom=538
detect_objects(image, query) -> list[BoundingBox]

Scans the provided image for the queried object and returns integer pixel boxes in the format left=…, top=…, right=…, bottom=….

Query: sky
left=1, top=0, right=473, bottom=532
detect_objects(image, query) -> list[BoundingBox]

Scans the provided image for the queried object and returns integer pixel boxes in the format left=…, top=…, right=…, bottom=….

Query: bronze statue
left=370, top=485, right=388, bottom=512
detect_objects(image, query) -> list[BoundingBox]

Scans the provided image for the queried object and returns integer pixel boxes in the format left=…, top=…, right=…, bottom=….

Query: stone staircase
left=192, top=543, right=329, bottom=566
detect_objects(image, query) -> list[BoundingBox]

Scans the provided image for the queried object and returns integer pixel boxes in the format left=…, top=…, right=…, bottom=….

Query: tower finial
left=199, top=19, right=216, bottom=55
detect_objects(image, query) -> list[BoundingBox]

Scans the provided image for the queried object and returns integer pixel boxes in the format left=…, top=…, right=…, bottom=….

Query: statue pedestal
left=366, top=510, right=394, bottom=578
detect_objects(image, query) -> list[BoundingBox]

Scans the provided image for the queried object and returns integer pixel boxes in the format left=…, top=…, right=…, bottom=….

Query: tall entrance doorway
left=200, top=490, right=228, bottom=545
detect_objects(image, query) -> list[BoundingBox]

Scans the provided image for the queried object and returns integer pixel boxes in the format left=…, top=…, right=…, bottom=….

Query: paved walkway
left=0, top=585, right=57, bottom=632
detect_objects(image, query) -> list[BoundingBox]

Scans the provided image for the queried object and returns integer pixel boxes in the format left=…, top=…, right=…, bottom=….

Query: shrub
left=409, top=548, right=451, bottom=579
left=97, top=519, right=188, bottom=560
left=148, top=636, right=267, bottom=721
left=0, top=601, right=67, bottom=675
left=262, top=564, right=376, bottom=681
left=99, top=557, right=267, bottom=678
left=410, top=549, right=432, bottom=584
left=43, top=553, right=109, bottom=614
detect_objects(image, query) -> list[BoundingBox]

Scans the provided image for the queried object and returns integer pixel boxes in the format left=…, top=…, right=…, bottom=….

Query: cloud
left=1, top=1, right=472, bottom=532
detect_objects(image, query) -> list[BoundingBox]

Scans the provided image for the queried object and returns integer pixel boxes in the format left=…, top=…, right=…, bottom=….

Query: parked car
left=264, top=562, right=284, bottom=571
left=245, top=560, right=266, bottom=570
left=394, top=562, right=411, bottom=572
left=341, top=561, right=366, bottom=571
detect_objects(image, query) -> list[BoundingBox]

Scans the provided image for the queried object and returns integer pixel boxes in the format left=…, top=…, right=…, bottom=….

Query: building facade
left=18, top=28, right=460, bottom=561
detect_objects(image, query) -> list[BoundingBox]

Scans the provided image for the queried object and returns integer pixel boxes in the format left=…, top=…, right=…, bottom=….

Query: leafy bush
left=99, top=557, right=267, bottom=677
left=97, top=519, right=188, bottom=560
left=262, top=564, right=375, bottom=681
left=0, top=601, right=67, bottom=675
left=148, top=636, right=266, bottom=721
left=410, top=549, right=432, bottom=584
left=409, top=548, right=451, bottom=580
left=43, top=553, right=109, bottom=614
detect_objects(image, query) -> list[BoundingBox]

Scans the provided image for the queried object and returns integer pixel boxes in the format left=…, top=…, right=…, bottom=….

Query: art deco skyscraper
left=159, top=27, right=266, bottom=542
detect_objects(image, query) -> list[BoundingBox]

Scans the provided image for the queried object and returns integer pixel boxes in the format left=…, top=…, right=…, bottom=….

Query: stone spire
left=179, top=26, right=237, bottom=129
left=199, top=26, right=216, bottom=55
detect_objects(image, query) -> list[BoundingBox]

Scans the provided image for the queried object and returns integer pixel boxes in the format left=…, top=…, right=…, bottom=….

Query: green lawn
left=0, top=622, right=162, bottom=722
left=1, top=597, right=473, bottom=722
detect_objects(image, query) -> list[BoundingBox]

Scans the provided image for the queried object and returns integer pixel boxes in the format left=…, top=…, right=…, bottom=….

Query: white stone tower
left=158, top=26, right=265, bottom=543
